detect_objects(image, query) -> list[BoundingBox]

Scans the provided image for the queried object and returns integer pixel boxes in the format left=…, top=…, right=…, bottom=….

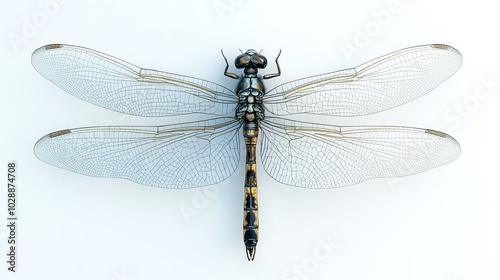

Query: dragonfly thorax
left=236, top=76, right=265, bottom=121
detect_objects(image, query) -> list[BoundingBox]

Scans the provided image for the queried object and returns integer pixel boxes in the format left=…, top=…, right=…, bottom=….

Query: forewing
left=34, top=118, right=242, bottom=188
left=259, top=117, right=460, bottom=188
left=31, top=44, right=238, bottom=117
left=264, top=44, right=462, bottom=116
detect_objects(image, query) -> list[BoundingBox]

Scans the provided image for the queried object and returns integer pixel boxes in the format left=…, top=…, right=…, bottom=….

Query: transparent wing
left=31, top=44, right=238, bottom=117
left=34, top=117, right=242, bottom=188
left=264, top=44, right=462, bottom=116
left=259, top=117, right=460, bottom=188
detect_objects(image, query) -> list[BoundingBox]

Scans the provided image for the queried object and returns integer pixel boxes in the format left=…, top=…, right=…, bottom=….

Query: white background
left=1, top=0, right=499, bottom=279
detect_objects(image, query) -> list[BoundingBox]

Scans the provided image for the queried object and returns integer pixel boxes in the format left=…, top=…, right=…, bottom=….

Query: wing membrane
left=259, top=117, right=460, bottom=188
left=264, top=44, right=462, bottom=116
left=31, top=44, right=238, bottom=117
left=34, top=118, right=242, bottom=188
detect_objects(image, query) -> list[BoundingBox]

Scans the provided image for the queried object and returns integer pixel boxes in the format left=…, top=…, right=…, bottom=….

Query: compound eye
left=251, top=54, right=267, bottom=68
left=235, top=54, right=251, bottom=68
left=253, top=56, right=263, bottom=63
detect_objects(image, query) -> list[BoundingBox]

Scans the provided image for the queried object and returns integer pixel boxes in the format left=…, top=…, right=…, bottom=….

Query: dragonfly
left=32, top=43, right=462, bottom=261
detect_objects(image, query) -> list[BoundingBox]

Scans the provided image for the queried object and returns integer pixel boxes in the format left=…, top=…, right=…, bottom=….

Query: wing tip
left=424, top=128, right=461, bottom=160
left=31, top=44, right=67, bottom=70
left=424, top=128, right=447, bottom=138
left=430, top=43, right=462, bottom=59
left=32, top=43, right=65, bottom=56
left=44, top=43, right=64, bottom=50
left=430, top=44, right=449, bottom=50
left=33, top=129, right=72, bottom=157
left=427, top=43, right=463, bottom=80
left=48, top=129, right=72, bottom=138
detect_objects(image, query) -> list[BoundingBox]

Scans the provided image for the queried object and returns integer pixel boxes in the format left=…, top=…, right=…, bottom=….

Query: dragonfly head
left=235, top=49, right=268, bottom=75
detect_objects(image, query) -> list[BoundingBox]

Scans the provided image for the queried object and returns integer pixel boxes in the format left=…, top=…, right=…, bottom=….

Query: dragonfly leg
left=263, top=49, right=282, bottom=79
left=221, top=50, right=239, bottom=79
